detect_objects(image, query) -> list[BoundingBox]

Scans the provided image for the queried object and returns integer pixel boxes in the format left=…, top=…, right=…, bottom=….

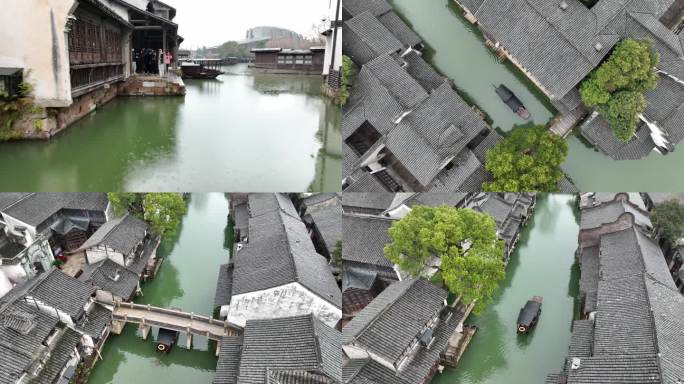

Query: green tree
left=142, top=193, right=187, bottom=239
left=107, top=193, right=144, bottom=216
left=651, top=199, right=684, bottom=244
left=384, top=205, right=505, bottom=313
left=483, top=124, right=568, bottom=192
left=602, top=91, right=645, bottom=142
left=580, top=39, right=659, bottom=142
left=107, top=193, right=187, bottom=239
left=339, top=55, right=356, bottom=106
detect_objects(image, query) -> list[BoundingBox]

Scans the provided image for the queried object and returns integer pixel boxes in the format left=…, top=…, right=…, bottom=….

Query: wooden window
left=295, top=55, right=304, bottom=65
left=277, top=55, right=285, bottom=64
left=304, top=55, right=313, bottom=65
left=285, top=56, right=294, bottom=64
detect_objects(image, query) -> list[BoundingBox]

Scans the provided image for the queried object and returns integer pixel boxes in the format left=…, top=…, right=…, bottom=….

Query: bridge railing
left=112, top=301, right=242, bottom=332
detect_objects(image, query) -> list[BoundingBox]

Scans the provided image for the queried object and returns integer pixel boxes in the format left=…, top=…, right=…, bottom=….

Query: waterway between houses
left=0, top=64, right=341, bottom=192
left=390, top=0, right=684, bottom=191
left=86, top=193, right=231, bottom=384
left=433, top=194, right=580, bottom=384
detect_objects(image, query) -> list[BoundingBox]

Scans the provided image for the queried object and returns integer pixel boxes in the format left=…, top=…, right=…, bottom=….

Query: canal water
left=389, top=0, right=556, bottom=131
left=389, top=0, right=684, bottom=191
left=432, top=194, right=580, bottom=384
left=0, top=64, right=340, bottom=192
left=87, top=193, right=231, bottom=384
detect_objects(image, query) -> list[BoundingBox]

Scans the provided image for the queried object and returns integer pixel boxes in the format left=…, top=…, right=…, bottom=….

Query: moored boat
left=516, top=295, right=543, bottom=334
left=495, top=84, right=530, bottom=120
left=156, top=328, right=178, bottom=353
left=180, top=62, right=222, bottom=79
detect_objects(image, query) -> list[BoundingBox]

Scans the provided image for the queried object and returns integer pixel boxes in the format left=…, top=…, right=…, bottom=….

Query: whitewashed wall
left=85, top=245, right=124, bottom=266
left=224, top=282, right=341, bottom=328
left=0, top=0, right=77, bottom=107
left=1, top=213, right=37, bottom=244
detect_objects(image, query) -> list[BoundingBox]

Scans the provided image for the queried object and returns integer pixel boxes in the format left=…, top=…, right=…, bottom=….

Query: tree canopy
left=651, top=199, right=684, bottom=245
left=384, top=205, right=505, bottom=313
left=580, top=39, right=660, bottom=142
left=107, top=193, right=187, bottom=239
left=483, top=124, right=568, bottom=192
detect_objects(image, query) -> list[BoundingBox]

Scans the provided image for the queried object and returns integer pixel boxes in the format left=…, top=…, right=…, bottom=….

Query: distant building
left=239, top=26, right=308, bottom=51
left=251, top=47, right=325, bottom=74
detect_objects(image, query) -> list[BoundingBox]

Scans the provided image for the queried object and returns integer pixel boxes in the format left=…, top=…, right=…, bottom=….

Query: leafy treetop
left=384, top=205, right=505, bottom=313
left=107, top=193, right=187, bottom=239
left=651, top=199, right=684, bottom=245
left=483, top=124, right=568, bottom=192
left=580, top=39, right=660, bottom=142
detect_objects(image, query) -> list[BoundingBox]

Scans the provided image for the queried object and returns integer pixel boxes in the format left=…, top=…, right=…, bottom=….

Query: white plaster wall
left=1, top=213, right=37, bottom=244
left=225, top=282, right=341, bottom=328
left=126, top=0, right=151, bottom=11
left=323, top=0, right=342, bottom=75
left=85, top=246, right=123, bottom=265
left=0, top=264, right=28, bottom=283
left=23, top=297, right=75, bottom=326
left=0, top=0, right=77, bottom=107
left=99, top=0, right=131, bottom=21
left=0, top=270, right=13, bottom=298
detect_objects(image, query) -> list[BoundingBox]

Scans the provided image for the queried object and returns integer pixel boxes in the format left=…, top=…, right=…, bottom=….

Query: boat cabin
left=517, top=296, right=542, bottom=334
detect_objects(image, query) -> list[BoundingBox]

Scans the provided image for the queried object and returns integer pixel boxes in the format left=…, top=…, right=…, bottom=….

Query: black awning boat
left=517, top=296, right=542, bottom=334
left=180, top=62, right=222, bottom=79
left=495, top=84, right=530, bottom=120
left=156, top=328, right=178, bottom=353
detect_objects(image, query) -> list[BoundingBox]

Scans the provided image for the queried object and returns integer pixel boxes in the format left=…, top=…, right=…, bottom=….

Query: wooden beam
left=134, top=26, right=163, bottom=30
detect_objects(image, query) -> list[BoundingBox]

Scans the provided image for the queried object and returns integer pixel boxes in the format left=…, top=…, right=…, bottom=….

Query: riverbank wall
left=2, top=75, right=185, bottom=141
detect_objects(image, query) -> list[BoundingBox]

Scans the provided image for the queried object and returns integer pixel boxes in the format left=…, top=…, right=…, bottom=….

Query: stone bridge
left=111, top=301, right=241, bottom=348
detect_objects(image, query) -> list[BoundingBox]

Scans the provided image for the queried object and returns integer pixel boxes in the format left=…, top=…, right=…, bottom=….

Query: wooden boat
left=495, top=84, right=530, bottom=120
left=180, top=62, right=222, bottom=79
left=156, top=328, right=178, bottom=353
left=516, top=296, right=542, bottom=334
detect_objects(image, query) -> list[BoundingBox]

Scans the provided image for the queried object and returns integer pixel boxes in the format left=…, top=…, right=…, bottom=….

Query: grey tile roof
left=27, top=268, right=95, bottom=319
left=385, top=82, right=489, bottom=187
left=214, top=263, right=233, bottom=309
left=79, top=258, right=139, bottom=300
left=472, top=0, right=619, bottom=99
left=402, top=50, right=447, bottom=92
left=377, top=11, right=421, bottom=48
left=404, top=193, right=469, bottom=208
left=344, top=11, right=404, bottom=66
left=233, top=202, right=249, bottom=235
left=232, top=194, right=341, bottom=307
left=235, top=314, right=341, bottom=384
left=76, top=303, right=111, bottom=339
left=306, top=198, right=342, bottom=254
left=579, top=200, right=651, bottom=230
left=343, top=0, right=392, bottom=18
left=363, top=54, right=428, bottom=110
left=28, top=327, right=81, bottom=384
left=342, top=193, right=396, bottom=213
left=213, top=335, right=243, bottom=384
left=343, top=171, right=390, bottom=193
left=78, top=214, right=148, bottom=256
left=342, top=214, right=395, bottom=268
left=644, top=276, right=684, bottom=384
left=302, top=193, right=341, bottom=209
left=0, top=300, right=59, bottom=384
left=3, top=193, right=108, bottom=227
left=0, top=193, right=29, bottom=212
left=555, top=222, right=684, bottom=383
left=342, top=278, right=447, bottom=365
left=579, top=245, right=599, bottom=313
left=345, top=301, right=464, bottom=384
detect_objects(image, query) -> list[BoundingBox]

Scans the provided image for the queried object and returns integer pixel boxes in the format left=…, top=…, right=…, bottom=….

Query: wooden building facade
left=251, top=47, right=325, bottom=74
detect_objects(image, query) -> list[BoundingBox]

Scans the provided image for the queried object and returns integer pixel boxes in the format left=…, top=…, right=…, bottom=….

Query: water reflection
left=0, top=65, right=340, bottom=191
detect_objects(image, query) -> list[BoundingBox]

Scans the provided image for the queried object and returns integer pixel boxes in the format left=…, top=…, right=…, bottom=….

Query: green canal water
left=87, top=193, right=231, bottom=384
left=389, top=0, right=556, bottom=131
left=0, top=64, right=340, bottom=192
left=389, top=0, right=684, bottom=191
left=433, top=194, right=580, bottom=384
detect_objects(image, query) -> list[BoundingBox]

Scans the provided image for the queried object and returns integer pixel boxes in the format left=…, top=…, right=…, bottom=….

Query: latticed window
left=277, top=55, right=285, bottom=64
left=295, top=56, right=304, bottom=65
left=304, top=55, right=313, bottom=65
